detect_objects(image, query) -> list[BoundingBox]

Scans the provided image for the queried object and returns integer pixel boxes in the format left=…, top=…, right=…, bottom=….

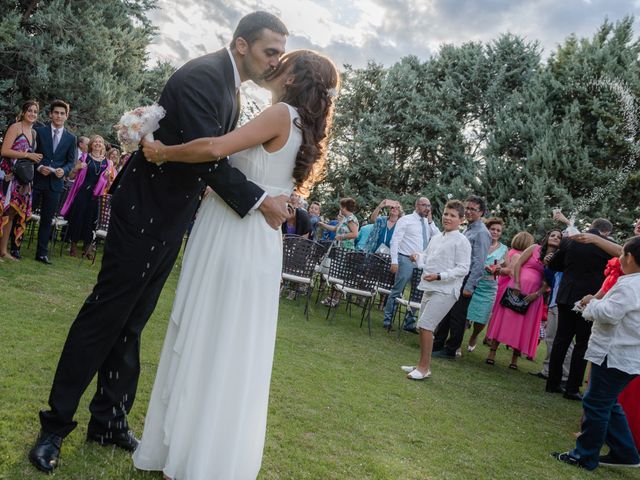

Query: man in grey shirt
left=433, top=195, right=491, bottom=359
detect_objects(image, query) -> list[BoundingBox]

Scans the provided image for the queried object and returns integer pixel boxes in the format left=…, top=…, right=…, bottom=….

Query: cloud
left=147, top=0, right=640, bottom=69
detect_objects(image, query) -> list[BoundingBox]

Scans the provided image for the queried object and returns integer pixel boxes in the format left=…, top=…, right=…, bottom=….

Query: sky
left=147, top=0, right=640, bottom=67
left=146, top=0, right=640, bottom=102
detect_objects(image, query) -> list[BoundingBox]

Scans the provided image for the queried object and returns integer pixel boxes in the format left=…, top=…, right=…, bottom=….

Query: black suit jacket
left=548, top=229, right=613, bottom=305
left=34, top=124, right=76, bottom=193
left=110, top=49, right=265, bottom=242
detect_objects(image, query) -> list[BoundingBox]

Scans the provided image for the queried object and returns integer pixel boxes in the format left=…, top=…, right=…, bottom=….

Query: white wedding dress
left=133, top=104, right=300, bottom=480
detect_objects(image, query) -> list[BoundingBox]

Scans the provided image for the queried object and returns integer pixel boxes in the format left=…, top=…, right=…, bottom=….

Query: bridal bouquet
left=115, top=104, right=166, bottom=152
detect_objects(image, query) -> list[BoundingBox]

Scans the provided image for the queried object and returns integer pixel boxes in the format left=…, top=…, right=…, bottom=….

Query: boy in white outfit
left=402, top=200, right=471, bottom=379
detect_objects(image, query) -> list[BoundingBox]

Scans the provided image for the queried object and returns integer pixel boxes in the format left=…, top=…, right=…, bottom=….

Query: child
left=552, top=236, right=640, bottom=470
left=401, top=200, right=471, bottom=380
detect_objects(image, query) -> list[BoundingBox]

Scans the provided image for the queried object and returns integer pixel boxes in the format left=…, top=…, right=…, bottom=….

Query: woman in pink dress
left=486, top=230, right=561, bottom=368
left=484, top=232, right=534, bottom=343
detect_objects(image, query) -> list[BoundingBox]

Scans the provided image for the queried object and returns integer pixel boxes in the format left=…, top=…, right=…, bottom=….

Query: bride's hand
left=141, top=139, right=168, bottom=164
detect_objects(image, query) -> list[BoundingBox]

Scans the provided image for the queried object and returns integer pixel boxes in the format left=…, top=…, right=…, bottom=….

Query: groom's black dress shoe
left=86, top=429, right=139, bottom=452
left=28, top=430, right=62, bottom=473
left=35, top=255, right=52, bottom=265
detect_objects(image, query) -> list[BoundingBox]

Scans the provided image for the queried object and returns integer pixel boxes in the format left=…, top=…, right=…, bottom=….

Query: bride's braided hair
left=277, top=50, right=339, bottom=195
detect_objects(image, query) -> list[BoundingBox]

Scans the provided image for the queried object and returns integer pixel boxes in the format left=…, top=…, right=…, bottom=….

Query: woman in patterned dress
left=0, top=100, right=43, bottom=260
left=318, top=197, right=359, bottom=248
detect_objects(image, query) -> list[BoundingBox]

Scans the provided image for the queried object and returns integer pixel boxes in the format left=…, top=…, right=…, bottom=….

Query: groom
left=29, top=11, right=289, bottom=473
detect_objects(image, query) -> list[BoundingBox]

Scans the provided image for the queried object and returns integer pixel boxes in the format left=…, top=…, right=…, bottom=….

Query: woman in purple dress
left=0, top=100, right=43, bottom=260
left=486, top=230, right=561, bottom=368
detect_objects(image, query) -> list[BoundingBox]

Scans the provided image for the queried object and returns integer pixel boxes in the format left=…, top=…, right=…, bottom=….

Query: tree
left=315, top=17, right=640, bottom=239
left=0, top=0, right=174, bottom=143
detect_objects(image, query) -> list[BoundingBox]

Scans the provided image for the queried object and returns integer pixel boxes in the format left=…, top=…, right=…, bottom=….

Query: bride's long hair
left=275, top=50, right=340, bottom=195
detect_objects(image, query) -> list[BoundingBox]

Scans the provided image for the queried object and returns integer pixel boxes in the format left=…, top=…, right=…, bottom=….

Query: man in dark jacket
left=546, top=218, right=614, bottom=400
left=32, top=100, right=77, bottom=264
left=29, top=11, right=289, bottom=474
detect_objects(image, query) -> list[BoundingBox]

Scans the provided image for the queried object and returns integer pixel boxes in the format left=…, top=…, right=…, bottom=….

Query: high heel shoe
left=485, top=348, right=497, bottom=365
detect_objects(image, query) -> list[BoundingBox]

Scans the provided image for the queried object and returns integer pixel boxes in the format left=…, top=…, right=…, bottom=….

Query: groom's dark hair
left=230, top=11, right=288, bottom=48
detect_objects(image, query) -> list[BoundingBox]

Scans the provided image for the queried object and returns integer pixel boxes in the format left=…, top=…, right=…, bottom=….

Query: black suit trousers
left=39, top=214, right=182, bottom=437
left=433, top=293, right=472, bottom=354
left=31, top=183, right=60, bottom=258
left=546, top=303, right=593, bottom=394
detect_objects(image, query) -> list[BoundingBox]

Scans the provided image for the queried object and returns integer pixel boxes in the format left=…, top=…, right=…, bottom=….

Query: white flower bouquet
left=115, top=104, right=166, bottom=153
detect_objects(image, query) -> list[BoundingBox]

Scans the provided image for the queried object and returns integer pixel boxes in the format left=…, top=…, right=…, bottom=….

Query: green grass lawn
left=1, top=243, right=638, bottom=480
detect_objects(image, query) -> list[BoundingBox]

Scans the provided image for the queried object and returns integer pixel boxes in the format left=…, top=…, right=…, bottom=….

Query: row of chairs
left=281, top=235, right=425, bottom=336
left=24, top=189, right=111, bottom=265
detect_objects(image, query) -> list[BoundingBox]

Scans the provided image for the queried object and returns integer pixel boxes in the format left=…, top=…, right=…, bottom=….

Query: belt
left=398, top=253, right=411, bottom=258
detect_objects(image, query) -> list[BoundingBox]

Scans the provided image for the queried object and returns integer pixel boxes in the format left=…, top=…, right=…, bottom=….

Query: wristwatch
left=436, top=273, right=441, bottom=281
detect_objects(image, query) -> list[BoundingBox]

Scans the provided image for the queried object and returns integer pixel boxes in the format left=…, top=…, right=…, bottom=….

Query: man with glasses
left=384, top=197, right=439, bottom=332
left=433, top=195, right=491, bottom=358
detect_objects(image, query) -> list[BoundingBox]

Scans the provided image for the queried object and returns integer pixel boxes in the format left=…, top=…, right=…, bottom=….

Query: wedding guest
left=32, top=99, right=77, bottom=265
left=530, top=210, right=585, bottom=379
left=0, top=100, right=43, bottom=260
left=317, top=197, right=359, bottom=248
left=552, top=236, right=640, bottom=470
left=484, top=231, right=534, bottom=344
left=529, top=268, right=574, bottom=381
left=281, top=201, right=311, bottom=237
left=320, top=216, right=339, bottom=241
left=355, top=221, right=373, bottom=250
left=433, top=195, right=491, bottom=358
left=383, top=197, right=439, bottom=332
left=365, top=198, right=403, bottom=254
left=485, top=230, right=561, bottom=368
left=308, top=201, right=322, bottom=240
left=117, top=152, right=131, bottom=173
left=106, top=147, right=121, bottom=173
left=60, top=135, right=116, bottom=259
left=402, top=200, right=471, bottom=380
left=573, top=217, right=640, bottom=449
left=466, top=217, right=508, bottom=351
left=289, top=192, right=303, bottom=209
left=77, top=136, right=89, bottom=162
left=546, top=218, right=614, bottom=400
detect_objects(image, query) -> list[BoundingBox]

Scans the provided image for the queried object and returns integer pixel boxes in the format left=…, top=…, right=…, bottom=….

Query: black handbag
left=12, top=158, right=34, bottom=185
left=500, top=287, right=530, bottom=314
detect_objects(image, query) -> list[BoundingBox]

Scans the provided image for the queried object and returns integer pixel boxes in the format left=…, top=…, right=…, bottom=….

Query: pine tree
left=0, top=0, right=174, bottom=142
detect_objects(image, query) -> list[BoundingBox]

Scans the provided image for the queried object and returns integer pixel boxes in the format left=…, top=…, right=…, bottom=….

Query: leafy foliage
left=0, top=0, right=174, bottom=143
left=316, top=17, right=640, bottom=239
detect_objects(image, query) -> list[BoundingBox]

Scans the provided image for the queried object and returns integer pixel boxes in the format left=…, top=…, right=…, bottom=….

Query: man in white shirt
left=383, top=197, right=440, bottom=332
left=402, top=200, right=471, bottom=379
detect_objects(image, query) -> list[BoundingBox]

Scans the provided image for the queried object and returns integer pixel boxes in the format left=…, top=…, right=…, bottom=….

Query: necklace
left=90, top=155, right=104, bottom=175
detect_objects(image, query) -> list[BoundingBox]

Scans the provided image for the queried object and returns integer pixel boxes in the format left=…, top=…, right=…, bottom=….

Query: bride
left=132, top=50, right=339, bottom=480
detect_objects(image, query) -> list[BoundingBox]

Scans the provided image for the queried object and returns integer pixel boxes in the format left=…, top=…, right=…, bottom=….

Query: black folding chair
left=281, top=235, right=327, bottom=319
left=374, top=253, right=394, bottom=309
left=84, top=194, right=111, bottom=265
left=319, top=246, right=350, bottom=315
left=334, top=252, right=387, bottom=335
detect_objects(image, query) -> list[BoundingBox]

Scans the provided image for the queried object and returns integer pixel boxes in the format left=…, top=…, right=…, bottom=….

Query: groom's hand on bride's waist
left=259, top=194, right=289, bottom=229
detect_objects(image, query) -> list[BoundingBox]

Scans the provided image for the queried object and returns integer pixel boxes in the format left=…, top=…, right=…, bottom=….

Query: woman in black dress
left=61, top=135, right=115, bottom=258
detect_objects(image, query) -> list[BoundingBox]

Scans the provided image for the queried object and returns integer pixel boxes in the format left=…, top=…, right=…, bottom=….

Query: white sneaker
left=401, top=365, right=416, bottom=373
left=406, top=368, right=431, bottom=380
